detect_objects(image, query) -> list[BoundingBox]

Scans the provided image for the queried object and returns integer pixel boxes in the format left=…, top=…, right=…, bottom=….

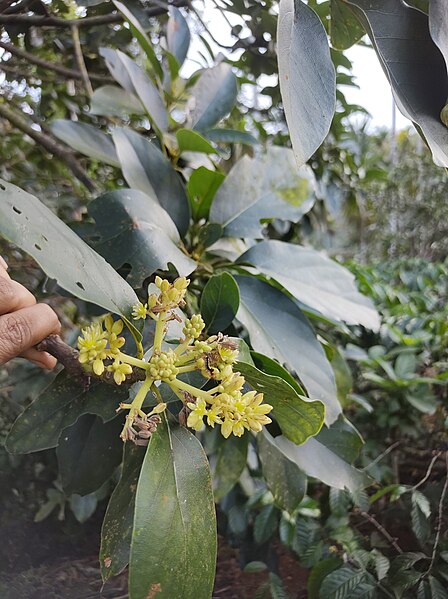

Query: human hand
left=0, top=256, right=60, bottom=369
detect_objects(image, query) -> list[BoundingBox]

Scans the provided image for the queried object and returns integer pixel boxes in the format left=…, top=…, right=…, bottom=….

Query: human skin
left=0, top=256, right=60, bottom=368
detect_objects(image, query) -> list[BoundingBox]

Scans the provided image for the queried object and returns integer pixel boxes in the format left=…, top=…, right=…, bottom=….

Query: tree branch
left=0, top=41, right=112, bottom=83
left=0, top=1, right=189, bottom=28
left=0, top=101, right=97, bottom=192
left=71, top=24, right=93, bottom=96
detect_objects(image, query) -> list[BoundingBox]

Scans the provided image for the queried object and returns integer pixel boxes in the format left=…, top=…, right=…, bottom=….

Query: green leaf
left=213, top=433, right=249, bottom=500
left=258, top=430, right=307, bottom=512
left=187, top=167, right=225, bottom=221
left=429, top=576, right=448, bottom=599
left=167, top=7, right=190, bottom=66
left=100, top=443, right=145, bottom=581
left=200, top=272, right=240, bottom=333
left=50, top=119, right=119, bottom=166
left=277, top=0, right=336, bottom=166
left=204, top=128, right=258, bottom=145
left=176, top=129, right=216, bottom=154
left=330, top=0, right=365, bottom=50
left=0, top=179, right=140, bottom=330
left=319, top=567, right=366, bottom=599
left=254, top=504, right=279, bottom=544
left=129, top=416, right=216, bottom=599
left=235, top=276, right=341, bottom=425
left=90, top=85, right=144, bottom=117
left=429, top=2, right=448, bottom=72
left=210, top=147, right=316, bottom=238
left=307, top=557, right=342, bottom=599
left=112, top=128, right=190, bottom=236
left=316, top=416, right=363, bottom=463
left=112, top=1, right=163, bottom=81
left=188, top=63, right=238, bottom=131
left=100, top=49, right=168, bottom=133
left=6, top=372, right=128, bottom=454
left=239, top=240, right=379, bottom=329
left=371, top=550, right=390, bottom=581
left=57, top=414, right=124, bottom=496
left=344, top=0, right=448, bottom=167
left=237, top=361, right=325, bottom=445
left=251, top=352, right=306, bottom=396
left=89, top=189, right=196, bottom=287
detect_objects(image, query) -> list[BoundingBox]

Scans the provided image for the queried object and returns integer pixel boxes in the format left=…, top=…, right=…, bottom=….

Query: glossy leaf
left=213, top=434, right=249, bottom=500
left=57, top=414, right=124, bottom=496
left=100, top=443, right=145, bottom=581
left=258, top=430, right=307, bottom=512
left=187, top=167, right=225, bottom=221
left=129, top=416, right=216, bottom=599
left=344, top=0, right=448, bottom=167
left=176, top=129, right=216, bottom=154
left=251, top=352, right=306, bottom=396
left=200, top=272, right=240, bottom=333
left=188, top=63, right=238, bottom=131
left=6, top=372, right=128, bottom=454
left=89, top=189, right=196, bottom=286
left=0, top=179, right=139, bottom=326
left=112, top=128, right=190, bottom=236
left=204, top=128, right=258, bottom=145
left=236, top=276, right=341, bottom=424
left=90, top=85, right=144, bottom=117
left=237, top=360, right=325, bottom=445
left=330, top=0, right=365, bottom=50
left=210, top=147, right=316, bottom=238
left=51, top=120, right=119, bottom=166
left=277, top=0, right=336, bottom=166
left=167, top=7, right=190, bottom=66
left=239, top=240, right=380, bottom=329
left=100, top=50, right=168, bottom=133
left=112, top=1, right=163, bottom=81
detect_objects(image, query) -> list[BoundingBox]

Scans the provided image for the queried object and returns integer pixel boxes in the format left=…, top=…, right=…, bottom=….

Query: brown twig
left=427, top=452, right=448, bottom=574
left=70, top=24, right=93, bottom=97
left=0, top=40, right=112, bottom=83
left=358, top=509, right=403, bottom=554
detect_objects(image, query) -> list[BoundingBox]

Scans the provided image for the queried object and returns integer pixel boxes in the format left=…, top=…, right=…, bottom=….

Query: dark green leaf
left=210, top=148, right=316, bottom=238
left=237, top=361, right=325, bottom=445
left=315, top=416, right=364, bottom=463
left=308, top=557, right=342, bottom=599
left=57, top=414, right=124, bottom=496
left=176, top=129, right=216, bottom=154
left=204, top=128, right=258, bottom=145
left=129, top=416, right=216, bottom=599
left=239, top=240, right=379, bottom=329
left=254, top=504, right=278, bottom=544
left=429, top=1, right=448, bottom=70
left=200, top=272, right=240, bottom=333
left=330, top=0, right=365, bottom=50
left=100, top=443, right=145, bottom=581
left=50, top=120, right=119, bottom=166
left=89, top=189, right=196, bottom=287
left=112, top=128, right=190, bottom=235
left=319, top=567, right=366, bottom=599
left=90, top=85, right=144, bottom=117
left=213, top=434, right=249, bottom=500
left=251, top=352, right=306, bottom=396
left=0, top=179, right=140, bottom=331
left=188, top=63, right=238, bottom=131
left=429, top=576, right=448, bottom=599
left=345, top=0, right=448, bottom=167
left=235, top=276, right=341, bottom=424
left=167, top=7, right=190, bottom=66
left=277, top=0, right=336, bottom=166
left=187, top=166, right=225, bottom=221
left=258, top=430, right=307, bottom=512
left=6, top=372, right=129, bottom=454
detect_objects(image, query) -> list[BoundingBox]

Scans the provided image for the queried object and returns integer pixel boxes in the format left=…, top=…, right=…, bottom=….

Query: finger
left=0, top=303, right=61, bottom=365
left=0, top=276, right=36, bottom=315
left=21, top=347, right=58, bottom=370
left=0, top=256, right=8, bottom=271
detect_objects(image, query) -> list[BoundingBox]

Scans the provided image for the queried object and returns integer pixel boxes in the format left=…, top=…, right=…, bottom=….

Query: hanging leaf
left=330, top=0, right=365, bottom=50
left=235, top=276, right=341, bottom=425
left=187, top=167, right=225, bottom=221
left=89, top=189, right=196, bottom=286
left=129, top=416, right=216, bottom=599
left=57, top=414, right=124, bottom=496
left=90, top=85, right=144, bottom=117
left=50, top=120, right=119, bottom=166
left=254, top=504, right=279, bottom=544
left=213, top=434, right=249, bottom=500
left=237, top=360, right=325, bottom=445
left=344, top=0, right=448, bottom=167
left=258, top=430, right=307, bottom=512
left=167, top=7, right=190, bottom=66
left=6, top=372, right=128, bottom=454
left=200, top=272, right=240, bottom=333
left=99, top=49, right=168, bottom=133
left=0, top=179, right=139, bottom=330
left=204, top=128, right=258, bottom=145
left=188, top=63, right=238, bottom=131
left=100, top=443, right=145, bottom=581
left=112, top=128, right=190, bottom=236
left=277, top=0, right=336, bottom=166
left=210, top=147, right=316, bottom=238
left=239, top=240, right=380, bottom=329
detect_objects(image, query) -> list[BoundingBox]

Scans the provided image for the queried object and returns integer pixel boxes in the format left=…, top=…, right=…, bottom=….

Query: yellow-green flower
left=78, top=323, right=107, bottom=365
left=132, top=302, right=148, bottom=320
left=187, top=398, right=207, bottom=431
left=107, top=361, right=133, bottom=385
